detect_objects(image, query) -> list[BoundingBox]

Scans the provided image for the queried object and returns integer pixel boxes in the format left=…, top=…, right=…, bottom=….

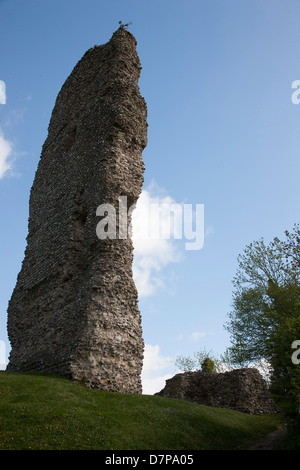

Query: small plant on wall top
left=118, top=21, right=132, bottom=30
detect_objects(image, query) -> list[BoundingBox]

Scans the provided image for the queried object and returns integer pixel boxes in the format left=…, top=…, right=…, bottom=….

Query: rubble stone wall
left=7, top=27, right=147, bottom=394
left=156, top=368, right=280, bottom=414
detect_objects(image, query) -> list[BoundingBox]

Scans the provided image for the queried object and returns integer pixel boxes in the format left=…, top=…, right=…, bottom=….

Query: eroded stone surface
left=7, top=27, right=147, bottom=393
left=156, top=368, right=280, bottom=414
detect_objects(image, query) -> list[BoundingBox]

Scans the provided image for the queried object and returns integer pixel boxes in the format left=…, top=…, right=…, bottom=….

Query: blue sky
left=0, top=0, right=300, bottom=393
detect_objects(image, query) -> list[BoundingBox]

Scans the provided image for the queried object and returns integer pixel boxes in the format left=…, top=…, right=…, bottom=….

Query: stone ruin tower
left=6, top=27, right=147, bottom=393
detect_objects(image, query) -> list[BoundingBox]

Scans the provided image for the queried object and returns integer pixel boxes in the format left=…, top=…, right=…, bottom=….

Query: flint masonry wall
left=7, top=27, right=147, bottom=393
left=156, top=368, right=280, bottom=414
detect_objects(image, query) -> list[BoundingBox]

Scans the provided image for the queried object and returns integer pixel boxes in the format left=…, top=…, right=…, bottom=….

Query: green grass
left=0, top=371, right=283, bottom=450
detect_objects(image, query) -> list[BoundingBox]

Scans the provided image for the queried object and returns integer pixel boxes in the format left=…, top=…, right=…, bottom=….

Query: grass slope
left=0, top=371, right=282, bottom=450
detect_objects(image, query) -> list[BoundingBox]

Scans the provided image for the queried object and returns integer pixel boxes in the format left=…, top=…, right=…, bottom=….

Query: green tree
left=201, top=357, right=216, bottom=373
left=224, top=224, right=300, bottom=409
left=174, top=354, right=196, bottom=372
left=175, top=348, right=222, bottom=373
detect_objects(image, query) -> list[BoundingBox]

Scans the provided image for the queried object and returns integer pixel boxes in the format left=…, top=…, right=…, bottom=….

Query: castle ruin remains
left=6, top=27, right=147, bottom=393
left=156, top=368, right=280, bottom=414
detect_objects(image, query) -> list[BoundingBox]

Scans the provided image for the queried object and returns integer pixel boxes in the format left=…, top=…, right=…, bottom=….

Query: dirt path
left=248, top=427, right=287, bottom=450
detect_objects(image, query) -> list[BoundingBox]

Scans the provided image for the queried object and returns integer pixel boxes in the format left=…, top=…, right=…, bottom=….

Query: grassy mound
left=0, top=371, right=282, bottom=450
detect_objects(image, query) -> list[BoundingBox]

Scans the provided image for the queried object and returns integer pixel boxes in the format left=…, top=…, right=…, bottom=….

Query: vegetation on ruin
left=118, top=20, right=132, bottom=30
left=224, top=224, right=300, bottom=404
left=0, top=371, right=284, bottom=450
left=174, top=225, right=300, bottom=449
left=223, top=224, right=300, bottom=445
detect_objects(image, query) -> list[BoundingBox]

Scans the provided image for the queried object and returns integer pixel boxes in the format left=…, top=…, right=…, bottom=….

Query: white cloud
left=0, top=131, right=13, bottom=178
left=3, top=108, right=26, bottom=128
left=132, top=183, right=183, bottom=297
left=0, top=80, right=6, bottom=104
left=205, top=225, right=215, bottom=237
left=191, top=331, right=206, bottom=341
left=0, top=341, right=7, bottom=370
left=142, top=344, right=175, bottom=395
